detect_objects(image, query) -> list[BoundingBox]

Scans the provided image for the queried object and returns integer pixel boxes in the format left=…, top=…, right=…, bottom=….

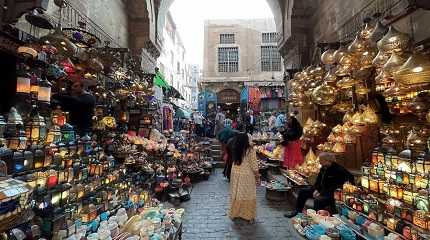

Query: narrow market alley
left=181, top=169, right=300, bottom=240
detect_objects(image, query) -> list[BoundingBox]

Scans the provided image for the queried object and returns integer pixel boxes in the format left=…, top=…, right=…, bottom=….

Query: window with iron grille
left=262, top=32, right=278, bottom=43
left=218, top=47, right=239, bottom=72
left=261, top=46, right=281, bottom=72
left=220, top=34, right=235, bottom=44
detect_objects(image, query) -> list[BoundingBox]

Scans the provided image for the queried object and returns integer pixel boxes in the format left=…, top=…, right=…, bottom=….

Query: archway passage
left=217, top=89, right=240, bottom=120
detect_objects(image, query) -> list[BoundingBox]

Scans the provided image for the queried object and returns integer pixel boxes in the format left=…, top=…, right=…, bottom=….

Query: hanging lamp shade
left=321, top=49, right=336, bottom=65
left=348, top=36, right=369, bottom=55
left=377, top=26, right=410, bottom=53
left=323, top=70, right=337, bottom=86
left=375, top=70, right=392, bottom=85
left=394, top=52, right=430, bottom=86
left=370, top=21, right=388, bottom=42
left=310, top=65, right=325, bottom=79
left=337, top=76, right=358, bottom=89
left=359, top=49, right=377, bottom=69
left=334, top=46, right=348, bottom=63
left=360, top=23, right=375, bottom=40
left=339, top=53, right=355, bottom=66
left=383, top=52, right=408, bottom=75
left=311, top=84, right=337, bottom=106
left=383, top=81, right=407, bottom=97
left=40, top=26, right=77, bottom=56
left=335, top=65, right=351, bottom=77
left=372, top=50, right=391, bottom=67
left=25, top=10, right=54, bottom=30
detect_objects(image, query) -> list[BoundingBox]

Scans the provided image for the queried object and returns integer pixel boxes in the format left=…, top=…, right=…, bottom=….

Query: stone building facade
left=157, top=12, right=192, bottom=108
left=202, top=19, right=284, bottom=114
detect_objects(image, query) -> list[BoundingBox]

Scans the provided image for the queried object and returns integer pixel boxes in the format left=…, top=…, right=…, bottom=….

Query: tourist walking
left=280, top=114, right=304, bottom=169
left=245, top=110, right=256, bottom=134
left=214, top=108, right=226, bottom=136
left=229, top=133, right=260, bottom=222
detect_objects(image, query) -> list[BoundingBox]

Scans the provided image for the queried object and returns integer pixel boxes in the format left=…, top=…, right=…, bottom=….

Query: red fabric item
left=283, top=140, right=304, bottom=169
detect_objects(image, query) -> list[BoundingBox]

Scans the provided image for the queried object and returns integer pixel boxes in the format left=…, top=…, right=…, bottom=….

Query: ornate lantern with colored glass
left=52, top=107, right=66, bottom=127
left=46, top=125, right=61, bottom=144
left=26, top=113, right=47, bottom=144
left=37, top=78, right=51, bottom=103
left=61, top=123, right=75, bottom=143
left=6, top=107, right=23, bottom=137
left=33, top=147, right=45, bottom=169
left=23, top=149, right=33, bottom=171
left=13, top=151, right=25, bottom=173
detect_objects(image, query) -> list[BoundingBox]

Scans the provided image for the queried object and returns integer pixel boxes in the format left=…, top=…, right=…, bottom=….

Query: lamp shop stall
left=279, top=2, right=430, bottom=240
left=0, top=0, right=213, bottom=239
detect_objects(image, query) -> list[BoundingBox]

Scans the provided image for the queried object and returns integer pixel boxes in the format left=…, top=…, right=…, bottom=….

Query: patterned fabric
left=229, top=148, right=258, bottom=220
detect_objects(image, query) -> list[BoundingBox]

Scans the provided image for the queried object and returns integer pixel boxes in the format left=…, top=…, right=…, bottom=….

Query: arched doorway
left=217, top=89, right=240, bottom=120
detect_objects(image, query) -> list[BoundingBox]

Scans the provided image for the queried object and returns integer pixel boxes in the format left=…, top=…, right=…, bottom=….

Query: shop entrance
left=217, top=89, right=240, bottom=120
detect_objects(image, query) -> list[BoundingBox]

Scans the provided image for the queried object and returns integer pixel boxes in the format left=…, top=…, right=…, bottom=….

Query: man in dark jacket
left=285, top=152, right=354, bottom=217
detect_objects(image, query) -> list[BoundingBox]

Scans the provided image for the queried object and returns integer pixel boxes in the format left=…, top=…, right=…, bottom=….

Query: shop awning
left=154, top=72, right=170, bottom=89
left=175, top=107, right=191, bottom=119
left=167, top=86, right=185, bottom=100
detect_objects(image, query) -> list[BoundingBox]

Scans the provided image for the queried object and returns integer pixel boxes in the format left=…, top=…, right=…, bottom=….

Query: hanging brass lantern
left=352, top=112, right=366, bottom=125
left=360, top=23, right=375, bottom=40
left=332, top=142, right=346, bottom=153
left=337, top=76, right=358, bottom=89
left=310, top=65, right=325, bottom=80
left=348, top=36, right=370, bottom=55
left=334, top=45, right=348, bottom=63
left=375, top=70, right=392, bottom=85
left=335, top=65, right=351, bottom=77
left=383, top=52, right=408, bottom=75
left=339, top=53, right=355, bottom=66
left=40, top=26, right=78, bottom=56
left=323, top=70, right=337, bottom=86
left=363, top=106, right=379, bottom=124
left=393, top=52, right=430, bottom=86
left=370, top=21, right=388, bottom=42
left=372, top=50, right=391, bottom=67
left=383, top=82, right=407, bottom=97
left=321, top=49, right=337, bottom=65
left=377, top=26, right=410, bottom=53
left=311, top=84, right=337, bottom=106
left=359, top=49, right=377, bottom=69
left=343, top=111, right=353, bottom=123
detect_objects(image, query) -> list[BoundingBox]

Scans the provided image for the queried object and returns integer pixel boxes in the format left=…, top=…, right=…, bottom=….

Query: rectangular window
left=261, top=46, right=281, bottom=72
left=220, top=33, right=235, bottom=44
left=262, top=32, right=278, bottom=43
left=218, top=47, right=239, bottom=72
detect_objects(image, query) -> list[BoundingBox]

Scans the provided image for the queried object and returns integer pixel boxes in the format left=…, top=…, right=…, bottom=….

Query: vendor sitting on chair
left=285, top=152, right=354, bottom=218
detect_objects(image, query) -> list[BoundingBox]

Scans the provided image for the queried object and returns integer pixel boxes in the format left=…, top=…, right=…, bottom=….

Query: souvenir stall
left=288, top=8, right=430, bottom=240
left=161, top=104, right=174, bottom=131
left=0, top=1, right=192, bottom=239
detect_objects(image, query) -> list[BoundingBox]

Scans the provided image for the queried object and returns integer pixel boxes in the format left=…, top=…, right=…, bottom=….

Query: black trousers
left=295, top=188, right=334, bottom=213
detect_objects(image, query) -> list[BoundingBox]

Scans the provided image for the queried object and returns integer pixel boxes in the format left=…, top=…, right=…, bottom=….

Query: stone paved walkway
left=180, top=169, right=301, bottom=240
